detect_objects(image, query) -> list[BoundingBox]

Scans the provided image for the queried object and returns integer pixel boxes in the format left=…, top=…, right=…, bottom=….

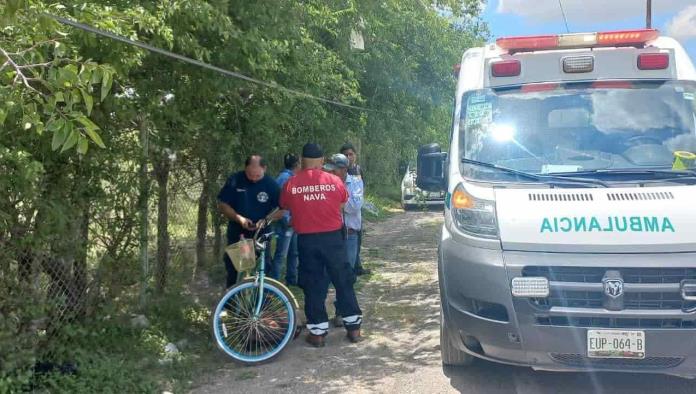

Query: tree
left=1, top=0, right=487, bottom=389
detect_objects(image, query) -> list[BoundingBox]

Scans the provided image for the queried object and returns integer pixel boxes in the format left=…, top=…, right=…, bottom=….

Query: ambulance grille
left=550, top=353, right=683, bottom=369
left=528, top=193, right=593, bottom=202
left=523, top=266, right=696, bottom=317
left=606, top=191, right=674, bottom=201
left=537, top=316, right=696, bottom=329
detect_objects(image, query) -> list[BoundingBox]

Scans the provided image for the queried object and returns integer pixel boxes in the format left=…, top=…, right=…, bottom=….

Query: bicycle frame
left=253, top=242, right=267, bottom=318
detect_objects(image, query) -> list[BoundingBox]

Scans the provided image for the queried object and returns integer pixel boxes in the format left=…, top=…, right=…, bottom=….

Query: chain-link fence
left=0, top=151, right=232, bottom=383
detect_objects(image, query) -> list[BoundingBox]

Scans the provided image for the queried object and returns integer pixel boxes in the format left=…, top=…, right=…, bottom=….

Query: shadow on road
left=443, top=359, right=696, bottom=394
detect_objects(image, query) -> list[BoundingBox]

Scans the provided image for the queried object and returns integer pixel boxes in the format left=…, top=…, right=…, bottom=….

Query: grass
left=23, top=270, right=222, bottom=394
left=363, top=184, right=403, bottom=223
left=24, top=184, right=404, bottom=393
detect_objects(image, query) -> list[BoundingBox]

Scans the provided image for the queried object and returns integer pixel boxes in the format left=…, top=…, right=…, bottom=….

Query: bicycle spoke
left=257, top=322, right=285, bottom=346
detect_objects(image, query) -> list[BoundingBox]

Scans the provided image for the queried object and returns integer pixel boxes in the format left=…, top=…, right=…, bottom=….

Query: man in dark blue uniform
left=218, top=155, right=280, bottom=287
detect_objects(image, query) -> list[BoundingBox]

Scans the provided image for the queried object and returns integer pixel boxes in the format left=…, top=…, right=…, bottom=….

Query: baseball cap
left=302, top=143, right=323, bottom=159
left=323, top=153, right=350, bottom=171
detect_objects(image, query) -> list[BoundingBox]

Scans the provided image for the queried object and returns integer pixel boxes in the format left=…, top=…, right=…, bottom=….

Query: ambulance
left=417, top=29, right=696, bottom=377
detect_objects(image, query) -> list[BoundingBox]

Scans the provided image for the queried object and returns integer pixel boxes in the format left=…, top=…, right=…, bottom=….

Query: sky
left=481, top=0, right=696, bottom=60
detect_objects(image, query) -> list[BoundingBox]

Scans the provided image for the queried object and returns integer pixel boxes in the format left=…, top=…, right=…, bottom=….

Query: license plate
left=587, top=330, right=645, bottom=359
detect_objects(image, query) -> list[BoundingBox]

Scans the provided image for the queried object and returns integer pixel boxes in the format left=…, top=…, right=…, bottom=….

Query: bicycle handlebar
left=252, top=208, right=281, bottom=248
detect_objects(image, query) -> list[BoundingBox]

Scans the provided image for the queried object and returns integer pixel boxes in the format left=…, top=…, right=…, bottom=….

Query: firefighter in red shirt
left=280, top=143, right=363, bottom=347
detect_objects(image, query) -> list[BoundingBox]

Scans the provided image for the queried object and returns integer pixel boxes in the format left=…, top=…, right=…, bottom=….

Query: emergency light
left=637, top=53, right=670, bottom=70
left=497, top=29, right=659, bottom=53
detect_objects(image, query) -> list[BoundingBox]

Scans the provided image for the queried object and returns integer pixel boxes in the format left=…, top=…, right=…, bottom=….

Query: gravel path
left=191, top=211, right=447, bottom=393
left=191, top=211, right=696, bottom=394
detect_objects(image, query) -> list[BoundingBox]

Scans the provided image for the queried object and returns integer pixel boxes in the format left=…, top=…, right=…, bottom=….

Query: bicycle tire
left=212, top=281, right=297, bottom=365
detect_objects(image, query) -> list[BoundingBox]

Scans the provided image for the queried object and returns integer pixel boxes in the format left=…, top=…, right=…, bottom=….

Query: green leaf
left=90, top=67, right=102, bottom=85
left=77, top=136, right=89, bottom=154
left=47, top=118, right=64, bottom=132
left=77, top=116, right=105, bottom=148
left=55, top=92, right=65, bottom=103
left=76, top=115, right=99, bottom=131
left=61, top=129, right=79, bottom=152
left=100, top=70, right=113, bottom=102
left=80, top=89, right=94, bottom=116
left=0, top=109, right=6, bottom=125
left=51, top=124, right=68, bottom=151
left=85, top=128, right=106, bottom=148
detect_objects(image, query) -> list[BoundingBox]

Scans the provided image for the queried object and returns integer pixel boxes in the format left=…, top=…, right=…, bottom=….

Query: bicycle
left=212, top=210, right=301, bottom=365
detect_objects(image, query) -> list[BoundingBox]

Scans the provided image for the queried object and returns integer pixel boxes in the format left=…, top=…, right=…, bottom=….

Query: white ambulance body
left=418, top=29, right=696, bottom=377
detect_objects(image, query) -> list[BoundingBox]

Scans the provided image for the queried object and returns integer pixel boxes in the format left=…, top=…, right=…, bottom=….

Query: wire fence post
left=139, top=117, right=150, bottom=309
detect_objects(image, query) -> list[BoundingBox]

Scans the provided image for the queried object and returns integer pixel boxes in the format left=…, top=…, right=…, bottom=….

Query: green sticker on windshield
left=465, top=102, right=492, bottom=127
left=468, top=94, right=487, bottom=105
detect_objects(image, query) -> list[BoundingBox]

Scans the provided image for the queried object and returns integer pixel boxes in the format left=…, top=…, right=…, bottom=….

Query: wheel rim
left=213, top=282, right=295, bottom=363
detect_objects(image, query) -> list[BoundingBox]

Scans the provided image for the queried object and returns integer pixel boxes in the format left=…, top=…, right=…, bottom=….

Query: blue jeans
left=346, top=232, right=359, bottom=269
left=270, top=223, right=299, bottom=285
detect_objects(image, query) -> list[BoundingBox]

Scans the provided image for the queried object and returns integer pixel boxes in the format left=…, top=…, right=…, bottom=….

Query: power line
left=558, top=0, right=570, bottom=33
left=46, top=14, right=377, bottom=113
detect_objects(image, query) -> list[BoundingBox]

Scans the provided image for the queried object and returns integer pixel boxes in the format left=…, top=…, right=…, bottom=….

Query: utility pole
left=646, top=0, right=652, bottom=28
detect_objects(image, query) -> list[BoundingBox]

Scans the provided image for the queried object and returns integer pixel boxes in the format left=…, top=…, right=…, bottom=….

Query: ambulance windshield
left=459, top=80, right=696, bottom=181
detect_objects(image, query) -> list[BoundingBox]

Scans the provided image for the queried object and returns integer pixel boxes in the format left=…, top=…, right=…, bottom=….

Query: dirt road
left=191, top=211, right=696, bottom=394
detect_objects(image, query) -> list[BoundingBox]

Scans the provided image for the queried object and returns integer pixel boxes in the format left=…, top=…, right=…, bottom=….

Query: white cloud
left=496, top=0, right=690, bottom=23
left=666, top=5, right=696, bottom=41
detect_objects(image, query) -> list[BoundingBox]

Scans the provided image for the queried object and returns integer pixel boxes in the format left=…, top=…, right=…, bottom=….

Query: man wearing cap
left=340, top=142, right=370, bottom=276
left=324, top=153, right=364, bottom=327
left=324, top=153, right=363, bottom=270
left=281, top=143, right=363, bottom=347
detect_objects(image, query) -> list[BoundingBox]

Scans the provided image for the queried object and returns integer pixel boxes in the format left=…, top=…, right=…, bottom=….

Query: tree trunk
left=195, top=162, right=210, bottom=271
left=138, top=117, right=150, bottom=308
left=208, top=164, right=224, bottom=269
left=154, top=155, right=170, bottom=294
left=71, top=207, right=90, bottom=318
left=211, top=192, right=223, bottom=268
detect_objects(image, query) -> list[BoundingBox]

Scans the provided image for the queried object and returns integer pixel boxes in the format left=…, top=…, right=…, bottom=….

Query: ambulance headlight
left=511, top=277, right=550, bottom=298
left=450, top=184, right=499, bottom=239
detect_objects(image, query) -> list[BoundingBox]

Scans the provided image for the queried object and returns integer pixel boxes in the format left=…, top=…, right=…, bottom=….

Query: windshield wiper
left=460, top=158, right=608, bottom=188
left=548, top=168, right=696, bottom=184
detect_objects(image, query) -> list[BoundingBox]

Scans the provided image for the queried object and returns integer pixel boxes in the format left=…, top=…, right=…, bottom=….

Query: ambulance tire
left=440, top=306, right=474, bottom=367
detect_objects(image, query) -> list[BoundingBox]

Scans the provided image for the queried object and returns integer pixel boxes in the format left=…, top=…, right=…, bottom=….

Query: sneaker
left=346, top=329, right=363, bottom=343
left=333, top=315, right=344, bottom=328
left=305, top=333, right=326, bottom=348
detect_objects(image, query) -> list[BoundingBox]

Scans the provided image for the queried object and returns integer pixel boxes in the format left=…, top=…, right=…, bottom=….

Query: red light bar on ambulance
left=497, top=29, right=659, bottom=53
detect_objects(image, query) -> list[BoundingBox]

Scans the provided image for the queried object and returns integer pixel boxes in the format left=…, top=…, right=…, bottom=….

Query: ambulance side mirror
left=416, top=143, right=446, bottom=192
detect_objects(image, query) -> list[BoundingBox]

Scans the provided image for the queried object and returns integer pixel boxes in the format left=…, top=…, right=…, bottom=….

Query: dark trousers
left=355, top=229, right=364, bottom=270
left=298, top=230, right=362, bottom=336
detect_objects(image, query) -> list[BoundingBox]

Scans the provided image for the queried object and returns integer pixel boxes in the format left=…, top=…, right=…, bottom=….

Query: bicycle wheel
left=238, top=277, right=303, bottom=339
left=212, top=281, right=296, bottom=365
